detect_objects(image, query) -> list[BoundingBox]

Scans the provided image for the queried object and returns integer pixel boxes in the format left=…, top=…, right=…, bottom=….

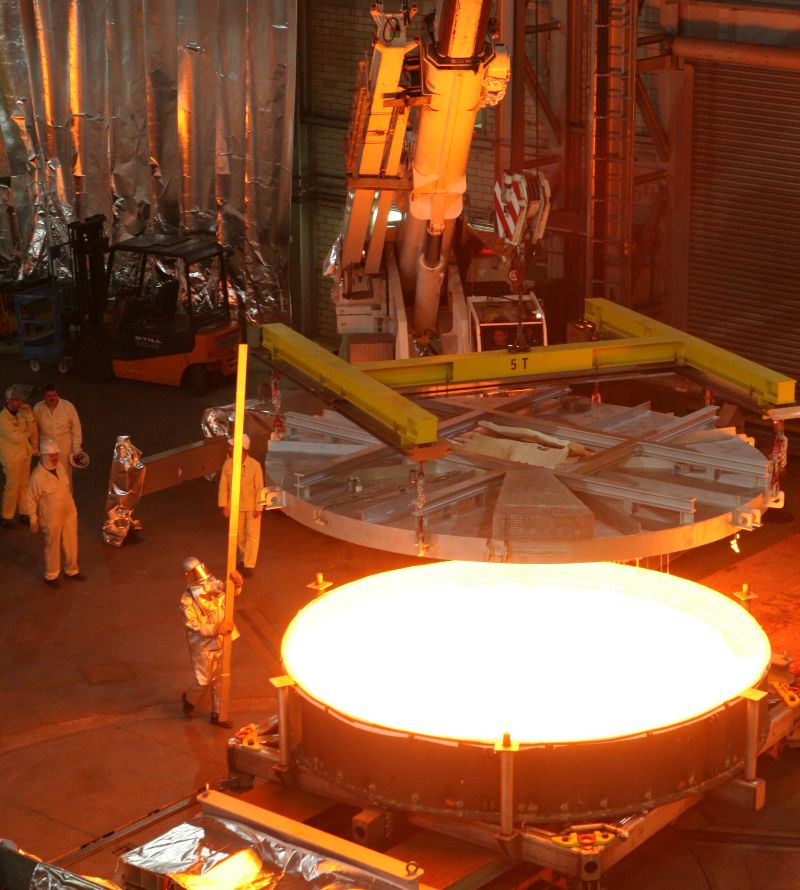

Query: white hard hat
left=69, top=451, right=90, bottom=468
left=227, top=433, right=251, bottom=450
left=4, top=384, right=31, bottom=402
left=40, top=439, right=60, bottom=455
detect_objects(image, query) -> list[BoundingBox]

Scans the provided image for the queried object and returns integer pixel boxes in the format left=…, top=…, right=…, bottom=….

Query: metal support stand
left=271, top=370, right=285, bottom=439
left=733, top=582, right=757, bottom=612
left=495, top=733, right=519, bottom=839
left=415, top=464, right=428, bottom=556
left=771, top=417, right=787, bottom=498
left=270, top=675, right=296, bottom=781
left=711, top=687, right=767, bottom=810
left=744, top=690, right=766, bottom=781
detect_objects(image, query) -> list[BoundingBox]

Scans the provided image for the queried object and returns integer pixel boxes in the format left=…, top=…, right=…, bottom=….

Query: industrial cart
left=14, top=279, right=69, bottom=374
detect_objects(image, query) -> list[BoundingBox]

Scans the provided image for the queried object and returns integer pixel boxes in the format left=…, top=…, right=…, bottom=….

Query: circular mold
left=282, top=562, right=771, bottom=822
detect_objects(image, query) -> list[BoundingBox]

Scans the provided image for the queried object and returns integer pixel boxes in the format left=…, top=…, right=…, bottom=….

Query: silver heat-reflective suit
left=181, top=576, right=239, bottom=712
left=25, top=461, right=79, bottom=580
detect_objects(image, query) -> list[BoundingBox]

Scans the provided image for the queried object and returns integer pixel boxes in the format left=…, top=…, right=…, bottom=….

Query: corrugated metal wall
left=0, top=0, right=295, bottom=322
left=687, top=1, right=797, bottom=9
left=688, top=62, right=800, bottom=380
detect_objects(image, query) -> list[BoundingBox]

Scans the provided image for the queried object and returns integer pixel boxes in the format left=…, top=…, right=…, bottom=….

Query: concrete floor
left=1, top=351, right=799, bottom=889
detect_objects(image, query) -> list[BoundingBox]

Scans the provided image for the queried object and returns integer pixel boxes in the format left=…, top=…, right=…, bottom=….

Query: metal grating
left=492, top=469, right=595, bottom=542
left=687, top=62, right=800, bottom=381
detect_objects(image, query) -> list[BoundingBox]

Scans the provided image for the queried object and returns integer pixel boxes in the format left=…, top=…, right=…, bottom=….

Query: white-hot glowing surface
left=281, top=562, right=771, bottom=744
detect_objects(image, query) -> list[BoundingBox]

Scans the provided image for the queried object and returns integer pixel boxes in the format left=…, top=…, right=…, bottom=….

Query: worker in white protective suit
left=33, top=383, right=85, bottom=487
left=180, top=557, right=243, bottom=727
left=24, top=439, right=84, bottom=588
left=217, top=434, right=264, bottom=577
left=0, top=384, right=38, bottom=529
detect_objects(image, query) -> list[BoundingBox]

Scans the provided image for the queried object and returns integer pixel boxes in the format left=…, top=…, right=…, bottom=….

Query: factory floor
left=1, top=350, right=799, bottom=890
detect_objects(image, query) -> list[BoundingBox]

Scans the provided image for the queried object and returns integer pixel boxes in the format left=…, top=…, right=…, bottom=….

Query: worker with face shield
left=180, top=557, right=243, bottom=727
left=24, top=439, right=83, bottom=587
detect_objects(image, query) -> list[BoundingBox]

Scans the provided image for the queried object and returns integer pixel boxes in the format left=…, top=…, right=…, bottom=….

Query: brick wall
left=315, top=197, right=343, bottom=338
left=300, top=0, right=519, bottom=341
left=309, top=1, right=375, bottom=122
left=303, top=0, right=375, bottom=340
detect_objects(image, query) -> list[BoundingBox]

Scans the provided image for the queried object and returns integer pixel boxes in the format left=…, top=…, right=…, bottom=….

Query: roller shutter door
left=688, top=62, right=800, bottom=381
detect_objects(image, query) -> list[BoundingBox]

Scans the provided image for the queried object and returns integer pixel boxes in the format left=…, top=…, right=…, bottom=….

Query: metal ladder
left=587, top=0, right=637, bottom=304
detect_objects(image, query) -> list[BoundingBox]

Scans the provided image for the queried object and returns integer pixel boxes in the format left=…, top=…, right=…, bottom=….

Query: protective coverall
left=25, top=461, right=79, bottom=580
left=33, top=398, right=82, bottom=483
left=218, top=454, right=264, bottom=569
left=0, top=404, right=36, bottom=521
left=181, top=575, right=240, bottom=712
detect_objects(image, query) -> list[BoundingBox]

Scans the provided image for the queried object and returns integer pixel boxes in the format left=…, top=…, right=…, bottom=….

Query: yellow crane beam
left=356, top=300, right=794, bottom=409
left=261, top=324, right=442, bottom=457
left=263, top=300, right=795, bottom=458
left=584, top=298, right=795, bottom=408
left=357, top=336, right=685, bottom=389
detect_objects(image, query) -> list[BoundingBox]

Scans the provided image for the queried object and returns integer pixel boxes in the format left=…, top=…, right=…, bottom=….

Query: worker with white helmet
left=217, top=433, right=264, bottom=576
left=0, top=384, right=38, bottom=529
left=33, top=383, right=85, bottom=487
left=24, top=439, right=83, bottom=588
left=180, top=558, right=243, bottom=727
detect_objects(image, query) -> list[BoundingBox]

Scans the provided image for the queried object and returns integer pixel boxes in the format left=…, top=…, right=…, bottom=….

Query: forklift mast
left=68, top=215, right=110, bottom=329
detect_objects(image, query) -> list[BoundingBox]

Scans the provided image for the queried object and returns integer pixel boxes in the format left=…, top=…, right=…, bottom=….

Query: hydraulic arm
left=329, top=1, right=510, bottom=353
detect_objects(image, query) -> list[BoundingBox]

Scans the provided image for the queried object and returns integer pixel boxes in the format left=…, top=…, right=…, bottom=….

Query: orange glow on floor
left=282, top=562, right=771, bottom=745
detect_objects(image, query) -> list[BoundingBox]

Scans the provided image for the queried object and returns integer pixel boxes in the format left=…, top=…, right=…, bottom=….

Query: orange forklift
left=68, top=215, right=244, bottom=395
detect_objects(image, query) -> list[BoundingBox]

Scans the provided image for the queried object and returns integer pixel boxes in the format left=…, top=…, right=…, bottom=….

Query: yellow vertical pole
left=219, top=343, right=248, bottom=722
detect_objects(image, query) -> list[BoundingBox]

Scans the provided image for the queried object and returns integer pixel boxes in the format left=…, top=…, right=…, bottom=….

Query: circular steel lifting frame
left=266, top=388, right=781, bottom=564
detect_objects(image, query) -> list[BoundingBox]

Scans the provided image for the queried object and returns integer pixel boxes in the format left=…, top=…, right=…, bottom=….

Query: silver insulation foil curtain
left=0, top=0, right=295, bottom=322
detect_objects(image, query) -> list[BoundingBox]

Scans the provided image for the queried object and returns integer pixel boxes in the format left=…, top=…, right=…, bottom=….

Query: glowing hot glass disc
left=281, top=562, right=770, bottom=745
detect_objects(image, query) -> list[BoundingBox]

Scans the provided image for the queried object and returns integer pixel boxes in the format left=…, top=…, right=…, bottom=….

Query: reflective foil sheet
left=0, top=183, right=21, bottom=277
left=21, top=162, right=75, bottom=282
left=30, top=862, right=119, bottom=890
left=201, top=399, right=276, bottom=466
left=103, top=436, right=146, bottom=547
left=115, top=815, right=397, bottom=890
left=0, top=2, right=294, bottom=324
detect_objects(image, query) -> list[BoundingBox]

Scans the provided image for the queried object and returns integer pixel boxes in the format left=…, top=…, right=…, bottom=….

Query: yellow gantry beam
left=263, top=301, right=795, bottom=456
left=584, top=298, right=796, bottom=408
left=357, top=300, right=795, bottom=409
left=262, top=324, right=440, bottom=450
left=358, top=336, right=685, bottom=388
